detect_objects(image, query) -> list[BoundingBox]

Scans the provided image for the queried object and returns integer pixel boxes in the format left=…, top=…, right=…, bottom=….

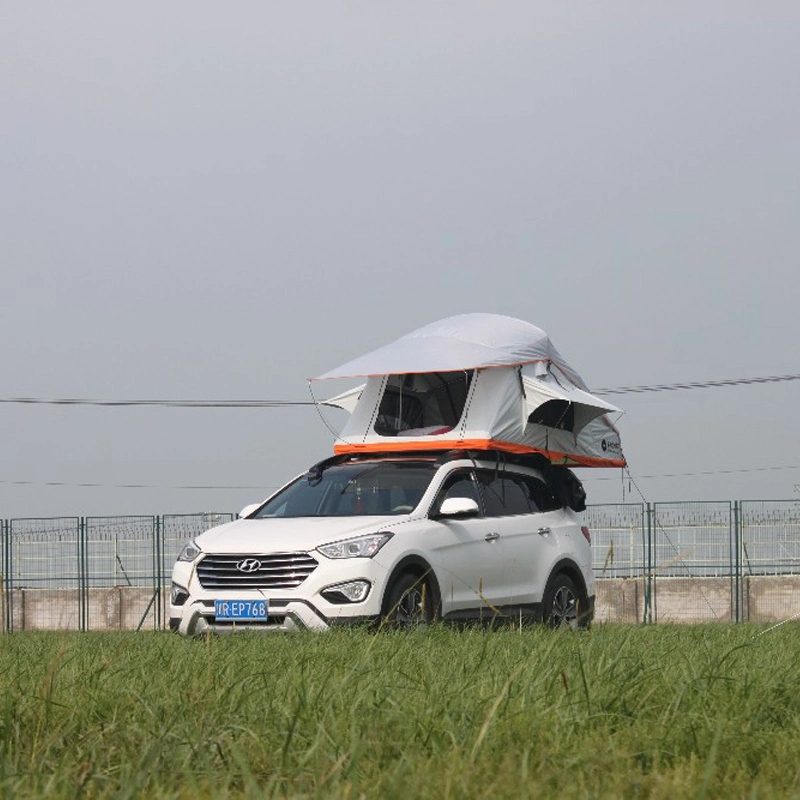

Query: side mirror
left=238, top=503, right=261, bottom=519
left=436, top=497, right=480, bottom=519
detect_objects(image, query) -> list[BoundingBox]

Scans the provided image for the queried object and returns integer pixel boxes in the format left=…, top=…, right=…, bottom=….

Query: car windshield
left=252, top=461, right=437, bottom=518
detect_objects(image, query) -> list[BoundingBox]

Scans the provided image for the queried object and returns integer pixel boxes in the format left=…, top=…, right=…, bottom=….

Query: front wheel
left=381, top=571, right=436, bottom=628
left=542, top=573, right=586, bottom=629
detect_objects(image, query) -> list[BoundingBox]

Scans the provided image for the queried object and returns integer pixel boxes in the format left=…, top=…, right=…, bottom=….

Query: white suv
left=169, top=451, right=594, bottom=634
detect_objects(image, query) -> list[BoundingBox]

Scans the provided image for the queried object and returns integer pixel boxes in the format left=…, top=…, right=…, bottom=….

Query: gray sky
left=2, top=3, right=799, bottom=518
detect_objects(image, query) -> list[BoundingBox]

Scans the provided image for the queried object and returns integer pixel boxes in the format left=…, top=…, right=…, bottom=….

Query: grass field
left=2, top=624, right=800, bottom=799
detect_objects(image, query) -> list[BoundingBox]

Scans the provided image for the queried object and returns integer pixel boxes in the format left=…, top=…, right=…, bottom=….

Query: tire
left=542, top=573, right=586, bottom=629
left=381, top=571, right=436, bottom=628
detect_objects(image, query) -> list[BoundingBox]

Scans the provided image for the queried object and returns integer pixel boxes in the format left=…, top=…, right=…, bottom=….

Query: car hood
left=194, top=515, right=409, bottom=554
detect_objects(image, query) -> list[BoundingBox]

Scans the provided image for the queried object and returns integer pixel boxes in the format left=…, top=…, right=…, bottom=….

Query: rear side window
left=477, top=472, right=531, bottom=517
left=476, top=470, right=562, bottom=516
left=519, top=475, right=562, bottom=512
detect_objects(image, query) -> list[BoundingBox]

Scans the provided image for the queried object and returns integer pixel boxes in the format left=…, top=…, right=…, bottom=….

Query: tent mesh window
left=528, top=399, right=575, bottom=431
left=374, top=371, right=474, bottom=437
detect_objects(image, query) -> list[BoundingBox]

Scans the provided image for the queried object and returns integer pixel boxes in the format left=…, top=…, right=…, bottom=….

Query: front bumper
left=170, top=548, right=391, bottom=635
left=173, top=599, right=325, bottom=635
left=171, top=597, right=378, bottom=635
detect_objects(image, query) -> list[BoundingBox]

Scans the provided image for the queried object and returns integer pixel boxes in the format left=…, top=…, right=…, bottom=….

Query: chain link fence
left=588, top=501, right=800, bottom=624
left=2, top=513, right=234, bottom=632
left=2, top=502, right=800, bottom=630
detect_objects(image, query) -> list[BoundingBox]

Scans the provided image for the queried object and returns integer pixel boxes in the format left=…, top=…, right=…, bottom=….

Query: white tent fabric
left=320, top=384, right=364, bottom=414
left=313, top=314, right=624, bottom=468
left=520, top=368, right=620, bottom=433
left=315, top=313, right=565, bottom=380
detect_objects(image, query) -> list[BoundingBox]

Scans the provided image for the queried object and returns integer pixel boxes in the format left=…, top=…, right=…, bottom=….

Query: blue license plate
left=214, top=599, right=268, bottom=621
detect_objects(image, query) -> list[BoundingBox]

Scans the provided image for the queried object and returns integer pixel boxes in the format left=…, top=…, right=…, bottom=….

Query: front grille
left=196, top=552, right=318, bottom=590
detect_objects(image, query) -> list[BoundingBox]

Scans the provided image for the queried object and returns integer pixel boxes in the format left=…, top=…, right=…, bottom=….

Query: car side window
left=476, top=471, right=531, bottom=517
left=431, top=470, right=481, bottom=516
left=520, top=475, right=562, bottom=513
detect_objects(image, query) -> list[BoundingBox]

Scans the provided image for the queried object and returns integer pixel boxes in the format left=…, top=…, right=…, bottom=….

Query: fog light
left=170, top=582, right=189, bottom=606
left=321, top=580, right=371, bottom=604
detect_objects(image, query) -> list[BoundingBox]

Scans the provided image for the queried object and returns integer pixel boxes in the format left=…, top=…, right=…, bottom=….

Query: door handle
left=537, top=527, right=551, bottom=535
left=485, top=532, right=500, bottom=542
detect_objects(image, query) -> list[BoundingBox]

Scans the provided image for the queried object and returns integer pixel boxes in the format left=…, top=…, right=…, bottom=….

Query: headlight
left=177, top=540, right=202, bottom=562
left=317, top=532, right=393, bottom=559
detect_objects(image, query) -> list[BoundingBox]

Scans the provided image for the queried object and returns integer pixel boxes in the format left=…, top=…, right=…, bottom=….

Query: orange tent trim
left=333, top=438, right=626, bottom=468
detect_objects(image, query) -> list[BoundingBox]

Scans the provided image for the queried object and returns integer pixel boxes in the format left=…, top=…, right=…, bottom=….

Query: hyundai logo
left=236, top=558, right=262, bottom=573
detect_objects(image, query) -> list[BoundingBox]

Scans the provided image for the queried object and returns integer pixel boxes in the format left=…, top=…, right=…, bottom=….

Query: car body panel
left=169, top=453, right=594, bottom=633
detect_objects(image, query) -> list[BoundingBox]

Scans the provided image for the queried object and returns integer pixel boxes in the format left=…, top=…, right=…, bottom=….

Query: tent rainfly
left=312, top=313, right=625, bottom=468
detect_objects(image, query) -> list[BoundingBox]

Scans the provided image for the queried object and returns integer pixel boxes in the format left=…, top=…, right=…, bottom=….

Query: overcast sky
left=2, top=3, right=799, bottom=518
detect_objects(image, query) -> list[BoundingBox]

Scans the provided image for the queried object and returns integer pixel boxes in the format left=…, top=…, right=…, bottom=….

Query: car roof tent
left=312, top=313, right=624, bottom=468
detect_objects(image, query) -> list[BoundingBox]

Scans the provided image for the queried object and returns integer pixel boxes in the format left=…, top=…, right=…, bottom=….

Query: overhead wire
left=0, top=479, right=278, bottom=491
left=4, top=463, right=799, bottom=493
left=584, top=463, right=800, bottom=482
left=0, top=397, right=314, bottom=408
left=594, top=372, right=800, bottom=396
left=2, top=370, right=799, bottom=491
left=1, top=370, right=800, bottom=407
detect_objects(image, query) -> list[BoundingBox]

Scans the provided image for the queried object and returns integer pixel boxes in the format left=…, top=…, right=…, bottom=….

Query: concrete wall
left=745, top=575, right=800, bottom=623
left=651, top=577, right=735, bottom=623
left=4, top=587, right=164, bottom=631
left=594, top=578, right=642, bottom=624
left=596, top=575, right=800, bottom=624
left=2, top=577, right=799, bottom=629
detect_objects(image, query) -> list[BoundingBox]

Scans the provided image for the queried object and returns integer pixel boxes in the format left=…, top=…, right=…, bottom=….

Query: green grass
left=2, top=624, right=800, bottom=798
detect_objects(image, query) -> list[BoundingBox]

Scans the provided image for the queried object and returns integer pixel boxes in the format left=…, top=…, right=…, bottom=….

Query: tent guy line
left=2, top=371, right=799, bottom=409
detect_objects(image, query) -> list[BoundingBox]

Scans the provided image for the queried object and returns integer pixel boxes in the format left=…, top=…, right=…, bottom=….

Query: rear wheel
left=381, top=572, right=436, bottom=628
left=542, top=573, right=585, bottom=629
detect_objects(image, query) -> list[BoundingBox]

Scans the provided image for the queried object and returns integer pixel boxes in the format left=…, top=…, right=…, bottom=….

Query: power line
left=0, top=479, right=278, bottom=491
left=594, top=372, right=800, bottom=396
left=2, top=371, right=800, bottom=408
left=0, top=397, right=314, bottom=408
left=4, top=464, right=799, bottom=492
left=585, top=464, right=800, bottom=482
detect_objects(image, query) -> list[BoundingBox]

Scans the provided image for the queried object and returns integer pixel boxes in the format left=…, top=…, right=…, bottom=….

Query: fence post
left=79, top=516, right=87, bottom=632
left=2, top=519, right=9, bottom=633
left=733, top=501, right=740, bottom=622
left=155, top=515, right=162, bottom=630
left=644, top=503, right=653, bottom=623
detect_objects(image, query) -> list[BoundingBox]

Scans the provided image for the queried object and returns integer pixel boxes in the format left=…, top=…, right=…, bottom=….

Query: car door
left=424, top=468, right=507, bottom=618
left=474, top=469, right=566, bottom=610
